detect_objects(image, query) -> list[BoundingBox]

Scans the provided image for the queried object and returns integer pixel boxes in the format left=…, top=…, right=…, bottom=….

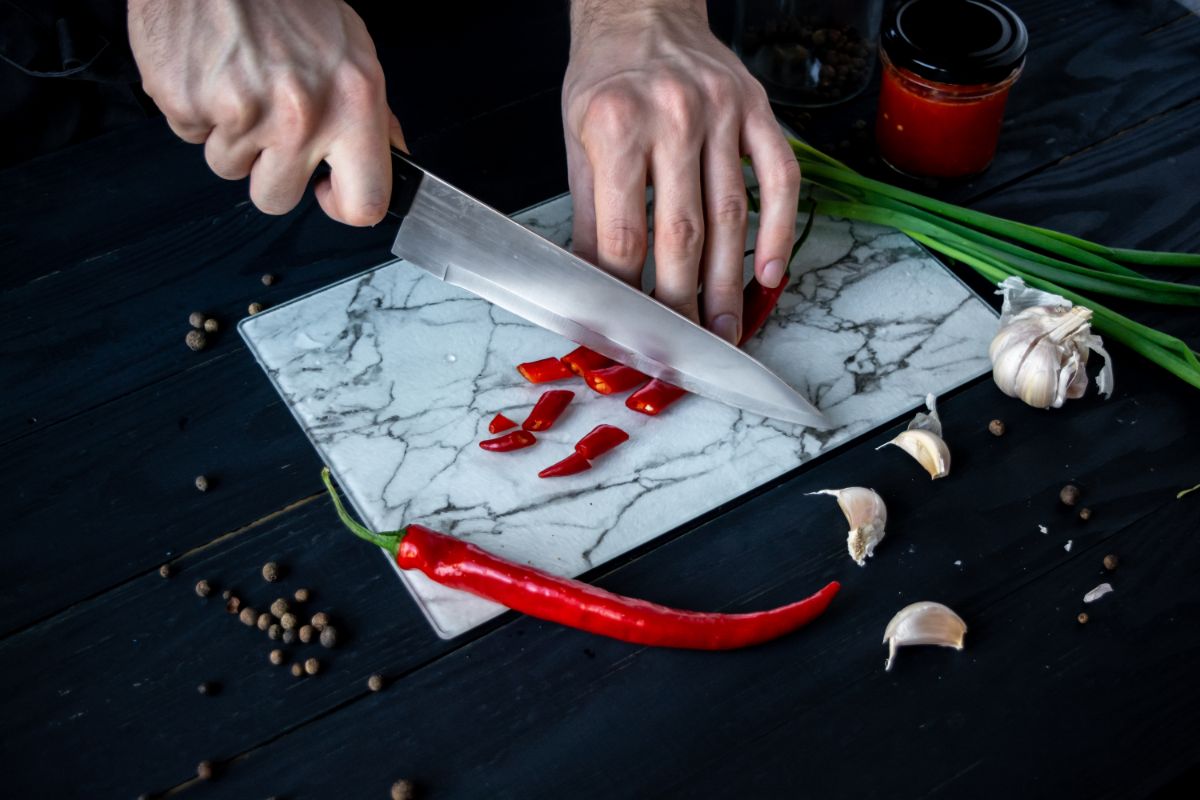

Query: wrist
left=570, top=0, right=708, bottom=40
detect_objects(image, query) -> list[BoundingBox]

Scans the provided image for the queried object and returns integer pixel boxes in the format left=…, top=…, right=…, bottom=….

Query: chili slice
left=517, top=357, right=573, bottom=384
left=574, top=424, right=629, bottom=460
left=323, top=468, right=840, bottom=649
left=523, top=390, right=575, bottom=432
left=479, top=430, right=536, bottom=452
left=626, top=380, right=688, bottom=416
left=538, top=452, right=592, bottom=478
left=583, top=364, right=648, bottom=395
left=561, top=345, right=614, bottom=376
left=488, top=413, right=517, bottom=434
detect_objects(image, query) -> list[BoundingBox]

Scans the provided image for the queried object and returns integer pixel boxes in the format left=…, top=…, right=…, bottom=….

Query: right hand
left=128, top=0, right=406, bottom=226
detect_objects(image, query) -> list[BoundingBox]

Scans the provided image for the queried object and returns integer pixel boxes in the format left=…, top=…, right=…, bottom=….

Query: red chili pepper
left=523, top=390, right=575, bottom=432
left=323, top=468, right=840, bottom=649
left=574, top=424, right=629, bottom=459
left=479, top=430, right=536, bottom=452
left=561, top=345, right=613, bottom=376
left=488, top=413, right=516, bottom=434
left=517, top=357, right=573, bottom=384
left=625, top=380, right=688, bottom=416
left=538, top=452, right=592, bottom=478
left=583, top=364, right=648, bottom=395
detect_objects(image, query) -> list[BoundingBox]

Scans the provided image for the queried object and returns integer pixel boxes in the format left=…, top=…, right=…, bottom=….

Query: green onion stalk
left=775, top=137, right=1200, bottom=391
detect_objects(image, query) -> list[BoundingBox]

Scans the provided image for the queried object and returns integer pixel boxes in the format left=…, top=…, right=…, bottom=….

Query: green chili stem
left=321, top=467, right=402, bottom=556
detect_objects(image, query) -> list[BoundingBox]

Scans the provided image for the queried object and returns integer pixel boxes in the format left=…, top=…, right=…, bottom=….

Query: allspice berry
left=225, top=595, right=241, bottom=614
left=257, top=612, right=272, bottom=631
left=319, top=626, right=338, bottom=649
left=1059, top=484, right=1081, bottom=506
left=185, top=329, right=207, bottom=352
left=195, top=579, right=211, bottom=597
left=268, top=623, right=282, bottom=641
left=203, top=317, right=219, bottom=334
left=291, top=663, right=303, bottom=678
left=188, top=311, right=206, bottom=329
left=1079, top=507, right=1092, bottom=521
left=248, top=301, right=264, bottom=315
left=158, top=563, right=172, bottom=579
left=304, top=657, right=320, bottom=676
left=239, top=607, right=258, bottom=626
left=194, top=474, right=210, bottom=493
left=270, top=598, right=290, bottom=618
left=197, top=761, right=214, bottom=781
left=391, top=778, right=416, bottom=800
left=280, top=612, right=298, bottom=631
left=261, top=273, right=276, bottom=286
left=310, top=612, right=330, bottom=631
left=282, top=629, right=297, bottom=645
left=269, top=648, right=285, bottom=666
left=988, top=419, right=1005, bottom=437
left=293, top=587, right=310, bottom=603
left=262, top=561, right=280, bottom=583
left=367, top=674, right=384, bottom=692
left=1077, top=612, right=1089, bottom=625
left=298, top=625, right=314, bottom=644
left=1103, top=553, right=1119, bottom=571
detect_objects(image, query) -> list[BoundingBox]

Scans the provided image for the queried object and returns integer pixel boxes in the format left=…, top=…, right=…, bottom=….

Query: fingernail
left=761, top=259, right=786, bottom=289
left=712, top=313, right=740, bottom=345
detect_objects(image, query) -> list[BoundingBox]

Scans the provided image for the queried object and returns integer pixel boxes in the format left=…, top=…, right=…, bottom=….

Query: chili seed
left=226, top=596, right=241, bottom=614
left=261, top=273, right=276, bottom=286
left=1103, top=554, right=1119, bottom=571
left=268, top=623, right=282, bottom=640
left=203, top=317, right=219, bottom=334
left=391, top=778, right=415, bottom=800
left=282, top=629, right=296, bottom=644
left=1059, top=484, right=1081, bottom=506
left=197, top=761, right=214, bottom=781
left=248, top=302, right=264, bottom=315
left=262, top=561, right=280, bottom=583
left=304, top=657, right=320, bottom=676
left=239, top=607, right=258, bottom=626
left=1077, top=612, right=1089, bottom=625
left=257, top=613, right=272, bottom=631
left=291, top=663, right=303, bottom=678
left=269, top=648, right=285, bottom=666
left=185, top=329, right=207, bottom=351
left=293, top=587, right=310, bottom=603
left=1079, top=507, right=1092, bottom=521
left=319, top=626, right=338, bottom=649
left=194, top=474, right=210, bottom=492
left=194, top=579, right=211, bottom=597
left=270, top=598, right=289, bottom=618
left=280, top=612, right=298, bottom=631
left=988, top=419, right=1005, bottom=436
left=188, top=311, right=206, bottom=329
left=298, top=625, right=314, bottom=644
left=367, top=674, right=384, bottom=692
left=311, top=612, right=330, bottom=631
left=158, top=563, right=172, bottom=579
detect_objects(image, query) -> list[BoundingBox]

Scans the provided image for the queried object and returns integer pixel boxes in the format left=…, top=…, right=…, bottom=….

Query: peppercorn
left=226, top=596, right=241, bottom=614
left=391, top=778, right=415, bottom=800
left=1079, top=507, right=1092, bottom=521
left=257, top=612, right=272, bottom=631
left=185, top=329, right=207, bottom=351
left=261, top=273, right=276, bottom=286
left=222, top=589, right=232, bottom=600
left=282, top=629, right=297, bottom=645
left=311, top=612, right=330, bottom=631
left=269, top=648, right=285, bottom=666
left=319, top=626, right=338, bottom=649
left=239, top=607, right=258, bottom=626
left=197, top=761, right=214, bottom=781
left=293, top=587, right=310, bottom=603
left=248, top=302, right=264, bottom=315
left=270, top=598, right=289, bottom=618
left=988, top=419, right=1005, bottom=436
left=1103, top=554, right=1119, bottom=571
left=1077, top=612, right=1089, bottom=625
left=188, top=311, right=206, bottom=329
left=1060, top=484, right=1081, bottom=506
left=280, top=612, right=298, bottom=630
left=367, top=674, right=384, bottom=692
left=291, top=663, right=303, bottom=678
left=203, top=317, right=219, bottom=334
left=268, top=623, right=282, bottom=640
left=195, top=579, right=211, bottom=597
left=304, top=657, right=320, bottom=676
left=158, top=563, right=172, bottom=579
left=197, top=681, right=218, bottom=696
left=298, top=625, right=314, bottom=644
left=194, top=474, right=210, bottom=492
left=262, top=561, right=280, bottom=582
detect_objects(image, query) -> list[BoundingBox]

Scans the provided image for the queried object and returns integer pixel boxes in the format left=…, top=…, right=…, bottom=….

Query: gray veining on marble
left=240, top=193, right=998, bottom=639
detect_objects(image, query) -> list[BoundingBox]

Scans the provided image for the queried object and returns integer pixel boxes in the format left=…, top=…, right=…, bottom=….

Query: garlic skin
left=809, top=487, right=887, bottom=566
left=883, top=601, right=967, bottom=671
left=877, top=394, right=950, bottom=479
left=990, top=277, right=1114, bottom=409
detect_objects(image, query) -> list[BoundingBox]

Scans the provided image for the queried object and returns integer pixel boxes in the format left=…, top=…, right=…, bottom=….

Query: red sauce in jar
left=875, top=0, right=1027, bottom=179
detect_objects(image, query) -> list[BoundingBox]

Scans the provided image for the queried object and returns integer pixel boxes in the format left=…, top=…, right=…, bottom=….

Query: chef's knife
left=384, top=151, right=830, bottom=429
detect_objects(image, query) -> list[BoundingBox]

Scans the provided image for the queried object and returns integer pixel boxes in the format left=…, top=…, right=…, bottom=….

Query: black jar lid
left=882, top=0, right=1028, bottom=85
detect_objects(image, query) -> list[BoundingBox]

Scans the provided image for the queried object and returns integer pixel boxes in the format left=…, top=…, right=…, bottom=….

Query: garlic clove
left=882, top=601, right=967, bottom=671
left=907, top=392, right=943, bottom=437
left=809, top=487, right=888, bottom=566
left=878, top=429, right=950, bottom=479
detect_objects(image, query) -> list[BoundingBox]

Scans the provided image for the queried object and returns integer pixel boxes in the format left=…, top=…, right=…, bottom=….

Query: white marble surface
left=240, top=194, right=997, bottom=639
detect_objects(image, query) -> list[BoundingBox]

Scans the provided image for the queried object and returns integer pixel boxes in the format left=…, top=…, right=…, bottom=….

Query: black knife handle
left=309, top=148, right=422, bottom=221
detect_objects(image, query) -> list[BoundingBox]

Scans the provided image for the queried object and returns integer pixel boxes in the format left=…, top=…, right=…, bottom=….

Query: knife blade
left=385, top=151, right=830, bottom=429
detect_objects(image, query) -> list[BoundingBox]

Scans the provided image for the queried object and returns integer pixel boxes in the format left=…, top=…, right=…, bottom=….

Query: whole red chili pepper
left=561, top=345, right=613, bottom=376
left=574, top=424, right=629, bottom=460
left=517, top=357, right=573, bottom=384
left=323, top=469, right=840, bottom=649
left=488, top=413, right=516, bottom=434
left=538, top=452, right=592, bottom=478
left=479, top=430, right=536, bottom=452
left=583, top=364, right=648, bottom=395
left=523, top=390, right=575, bottom=432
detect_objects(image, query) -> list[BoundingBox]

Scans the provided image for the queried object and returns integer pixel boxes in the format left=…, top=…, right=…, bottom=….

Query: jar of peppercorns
left=733, top=0, right=884, bottom=107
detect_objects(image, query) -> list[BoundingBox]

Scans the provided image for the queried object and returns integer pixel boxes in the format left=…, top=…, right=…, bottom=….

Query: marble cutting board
left=239, top=193, right=998, bottom=639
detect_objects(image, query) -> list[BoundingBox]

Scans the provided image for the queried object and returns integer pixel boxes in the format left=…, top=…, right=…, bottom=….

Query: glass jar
left=733, top=0, right=885, bottom=107
left=876, top=0, right=1028, bottom=178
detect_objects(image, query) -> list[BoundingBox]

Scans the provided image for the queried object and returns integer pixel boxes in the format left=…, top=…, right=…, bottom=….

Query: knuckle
left=272, top=77, right=320, bottom=141
left=338, top=59, right=384, bottom=102
left=659, top=215, right=703, bottom=258
left=764, top=154, right=802, bottom=192
left=600, top=218, right=646, bottom=265
left=582, top=88, right=640, bottom=136
left=668, top=297, right=700, bottom=321
left=341, top=195, right=389, bottom=227
left=213, top=91, right=258, bottom=133
left=705, top=73, right=740, bottom=106
left=651, top=77, right=700, bottom=130
left=711, top=193, right=748, bottom=226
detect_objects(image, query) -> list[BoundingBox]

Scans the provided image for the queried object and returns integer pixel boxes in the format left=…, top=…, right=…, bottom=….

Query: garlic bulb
left=809, top=487, right=887, bottom=566
left=877, top=394, right=950, bottom=479
left=882, top=601, right=967, bottom=671
left=989, top=277, right=1113, bottom=409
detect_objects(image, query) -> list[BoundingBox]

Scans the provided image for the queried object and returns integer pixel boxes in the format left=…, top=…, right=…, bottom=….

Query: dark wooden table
left=3, top=2, right=1199, bottom=797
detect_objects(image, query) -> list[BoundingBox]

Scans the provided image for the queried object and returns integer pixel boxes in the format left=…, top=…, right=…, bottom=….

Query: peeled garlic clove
left=809, top=487, right=887, bottom=566
left=878, top=429, right=950, bottom=479
left=883, top=601, right=967, bottom=671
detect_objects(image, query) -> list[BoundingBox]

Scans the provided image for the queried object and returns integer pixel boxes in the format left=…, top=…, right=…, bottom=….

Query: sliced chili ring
left=561, top=345, right=614, bottom=376
left=488, top=413, right=517, bottom=434
left=583, top=364, right=648, bottom=395
left=626, top=379, right=687, bottom=416
left=538, top=452, right=592, bottom=478
left=574, top=424, right=629, bottom=460
left=517, top=357, right=574, bottom=384
left=479, top=430, right=537, bottom=452
left=523, top=389, right=575, bottom=432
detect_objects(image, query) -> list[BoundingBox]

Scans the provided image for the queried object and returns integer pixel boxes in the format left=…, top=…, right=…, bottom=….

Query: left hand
left=562, top=0, right=801, bottom=344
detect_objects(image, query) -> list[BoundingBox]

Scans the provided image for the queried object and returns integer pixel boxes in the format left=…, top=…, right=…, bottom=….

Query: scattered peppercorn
left=226, top=596, right=241, bottom=614
left=282, top=629, right=297, bottom=645
left=188, top=311, right=206, bottom=329
left=988, top=419, right=1005, bottom=436
left=1060, top=484, right=1081, bottom=506
left=197, top=681, right=218, bottom=696
left=262, top=561, right=280, bottom=582
left=261, top=273, right=276, bottom=286
left=1077, top=612, right=1089, bottom=625
left=194, top=474, right=210, bottom=493
left=293, top=587, right=310, bottom=603
left=304, top=657, right=320, bottom=676
left=203, top=317, right=219, bottom=334
left=1079, top=507, right=1092, bottom=521
left=268, top=623, right=282, bottom=640
left=195, top=579, right=211, bottom=597
left=311, top=612, right=330, bottom=631
left=248, top=302, right=264, bottom=315
left=197, top=761, right=214, bottom=781
left=257, top=613, right=272, bottom=631
left=299, top=625, right=314, bottom=644
left=280, top=612, right=298, bottom=630
left=291, top=663, right=303, bottom=678
left=185, top=329, right=207, bottom=352
left=269, top=648, right=285, bottom=666
left=367, top=674, right=384, bottom=692
left=1103, top=554, right=1119, bottom=571
left=270, top=598, right=289, bottom=618
left=159, top=563, right=172, bottom=579
left=391, top=778, right=415, bottom=800
left=222, top=589, right=232, bottom=600
left=319, top=626, right=338, bottom=649
left=239, top=607, right=258, bottom=626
